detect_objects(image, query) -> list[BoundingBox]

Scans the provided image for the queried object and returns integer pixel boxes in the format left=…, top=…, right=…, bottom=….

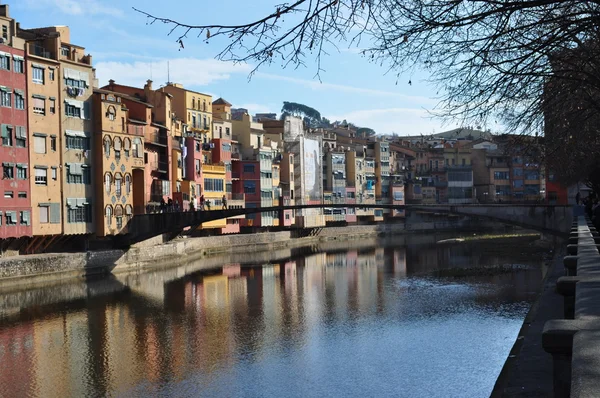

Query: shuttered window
left=49, top=203, right=60, bottom=223
left=34, top=135, right=46, bottom=153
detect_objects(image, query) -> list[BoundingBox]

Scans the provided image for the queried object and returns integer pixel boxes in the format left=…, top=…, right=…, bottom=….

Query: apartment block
left=0, top=4, right=31, bottom=239
left=20, top=28, right=62, bottom=236
left=93, top=89, right=145, bottom=236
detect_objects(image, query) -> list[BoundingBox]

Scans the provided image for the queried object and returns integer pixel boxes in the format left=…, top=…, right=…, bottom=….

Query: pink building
left=0, top=31, right=31, bottom=239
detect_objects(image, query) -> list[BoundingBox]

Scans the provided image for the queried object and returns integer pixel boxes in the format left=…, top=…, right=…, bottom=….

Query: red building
left=545, top=170, right=568, bottom=205
left=0, top=25, right=32, bottom=239
left=185, top=135, right=204, bottom=207
left=233, top=160, right=265, bottom=227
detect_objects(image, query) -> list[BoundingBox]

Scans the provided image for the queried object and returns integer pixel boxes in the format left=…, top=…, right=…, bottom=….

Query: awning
left=12, top=55, right=24, bottom=61
left=68, top=163, right=83, bottom=175
left=65, top=130, right=87, bottom=137
left=64, top=98, right=83, bottom=108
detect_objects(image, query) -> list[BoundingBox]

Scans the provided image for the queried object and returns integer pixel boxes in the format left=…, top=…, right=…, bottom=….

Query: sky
left=9, top=0, right=468, bottom=136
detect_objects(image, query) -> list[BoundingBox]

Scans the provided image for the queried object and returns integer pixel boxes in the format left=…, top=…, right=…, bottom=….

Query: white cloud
left=326, top=107, right=448, bottom=136
left=254, top=72, right=436, bottom=104
left=94, top=58, right=252, bottom=89
left=25, top=0, right=123, bottom=17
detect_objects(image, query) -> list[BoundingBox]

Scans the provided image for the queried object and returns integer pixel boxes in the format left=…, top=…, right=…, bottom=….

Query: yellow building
left=200, top=164, right=226, bottom=229
left=161, top=83, right=212, bottom=141
left=93, top=89, right=145, bottom=236
left=20, top=29, right=63, bottom=236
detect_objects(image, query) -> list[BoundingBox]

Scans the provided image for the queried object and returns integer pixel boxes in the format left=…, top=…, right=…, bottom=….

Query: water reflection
left=0, top=240, right=545, bottom=398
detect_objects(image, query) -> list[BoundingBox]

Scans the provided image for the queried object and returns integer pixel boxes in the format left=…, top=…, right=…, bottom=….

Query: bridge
left=116, top=203, right=574, bottom=247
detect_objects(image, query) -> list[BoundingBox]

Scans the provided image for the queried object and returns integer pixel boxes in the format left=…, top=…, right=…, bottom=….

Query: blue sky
left=11, top=0, right=460, bottom=135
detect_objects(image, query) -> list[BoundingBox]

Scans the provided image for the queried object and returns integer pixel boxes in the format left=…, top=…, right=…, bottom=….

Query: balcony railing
left=149, top=161, right=168, bottom=172
left=203, top=164, right=226, bottom=173
left=145, top=129, right=168, bottom=146
left=128, top=125, right=145, bottom=136
left=229, top=193, right=245, bottom=201
left=30, top=45, right=53, bottom=60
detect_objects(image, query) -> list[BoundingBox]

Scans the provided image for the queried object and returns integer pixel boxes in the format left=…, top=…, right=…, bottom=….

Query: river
left=0, top=235, right=550, bottom=398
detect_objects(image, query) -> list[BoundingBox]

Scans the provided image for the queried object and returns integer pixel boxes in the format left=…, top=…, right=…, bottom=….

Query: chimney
left=108, top=79, right=115, bottom=90
left=145, top=79, right=153, bottom=91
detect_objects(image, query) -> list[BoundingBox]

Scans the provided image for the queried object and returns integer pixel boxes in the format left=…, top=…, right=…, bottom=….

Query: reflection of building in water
left=0, top=323, right=35, bottom=397
left=223, top=263, right=241, bottom=278
left=393, top=248, right=407, bottom=277
left=262, top=264, right=283, bottom=341
left=33, top=312, right=89, bottom=397
left=202, top=275, right=230, bottom=310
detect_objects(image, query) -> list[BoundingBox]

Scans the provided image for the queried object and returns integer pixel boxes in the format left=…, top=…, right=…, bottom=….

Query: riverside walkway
left=494, top=212, right=600, bottom=397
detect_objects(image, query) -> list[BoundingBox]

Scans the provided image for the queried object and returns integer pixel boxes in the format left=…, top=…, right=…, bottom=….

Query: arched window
left=192, top=97, right=196, bottom=109
left=125, top=174, right=131, bottom=195
left=114, top=205, right=123, bottom=229
left=107, top=105, right=116, bottom=121
left=125, top=204, right=133, bottom=220
left=103, top=136, right=111, bottom=157
left=105, top=206, right=112, bottom=227
left=114, top=172, right=122, bottom=196
left=104, top=173, right=112, bottom=194
left=132, top=137, right=142, bottom=158
left=203, top=100, right=206, bottom=111
left=123, top=138, right=131, bottom=157
left=114, top=136, right=122, bottom=161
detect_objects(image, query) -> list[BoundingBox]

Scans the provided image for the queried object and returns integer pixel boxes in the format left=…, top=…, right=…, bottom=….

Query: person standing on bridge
left=206, top=199, right=211, bottom=211
left=222, top=194, right=227, bottom=210
left=200, top=195, right=205, bottom=211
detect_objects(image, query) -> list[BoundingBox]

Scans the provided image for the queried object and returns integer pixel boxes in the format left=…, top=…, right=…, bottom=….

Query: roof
left=213, top=97, right=232, bottom=106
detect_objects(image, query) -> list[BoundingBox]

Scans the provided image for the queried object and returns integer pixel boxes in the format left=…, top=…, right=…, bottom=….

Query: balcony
left=127, top=125, right=145, bottom=137
left=229, top=193, right=245, bottom=201
left=29, top=44, right=54, bottom=60
left=149, top=161, right=168, bottom=172
left=145, top=128, right=168, bottom=146
left=203, top=164, right=226, bottom=173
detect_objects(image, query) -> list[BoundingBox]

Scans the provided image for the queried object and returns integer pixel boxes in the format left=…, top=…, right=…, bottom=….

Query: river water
left=0, top=235, right=549, bottom=398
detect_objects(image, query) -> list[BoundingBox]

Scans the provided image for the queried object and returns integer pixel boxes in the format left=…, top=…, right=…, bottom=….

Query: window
left=513, top=167, right=523, bottom=177
left=61, top=46, right=70, bottom=57
left=51, top=167, right=57, bottom=180
left=203, top=178, right=224, bottom=192
left=65, top=103, right=81, bottom=118
left=244, top=181, right=256, bottom=194
left=14, top=92, right=24, bottom=109
left=32, top=67, right=44, bottom=84
left=115, top=205, right=123, bottom=229
left=132, top=138, right=142, bottom=158
left=1, top=25, right=6, bottom=39
left=115, top=173, right=122, bottom=196
left=16, top=165, right=26, bottom=180
left=513, top=180, right=524, bottom=188
left=33, top=97, right=45, bottom=114
left=66, top=135, right=90, bottom=150
left=0, top=53, right=9, bottom=70
left=125, top=174, right=131, bottom=195
left=4, top=191, right=13, bottom=198
left=103, top=136, right=111, bottom=157
left=493, top=171, right=509, bottom=180
left=222, top=143, right=231, bottom=152
left=13, top=58, right=25, bottom=73
left=124, top=138, right=131, bottom=157
left=243, top=164, right=255, bottom=173
left=5, top=211, right=17, bottom=226
left=34, top=168, right=47, bottom=185
left=20, top=211, right=30, bottom=226
left=50, top=136, right=57, bottom=151
left=2, top=164, right=13, bottom=179
left=67, top=201, right=91, bottom=223
left=1, top=125, right=12, bottom=146
left=105, top=206, right=112, bottom=226
left=195, top=159, right=201, bottom=174
left=49, top=98, right=55, bottom=114
left=18, top=191, right=26, bottom=198
left=64, top=78, right=85, bottom=88
left=34, top=135, right=46, bottom=154
left=114, top=137, right=122, bottom=162
left=39, top=205, right=49, bottom=224
left=67, top=164, right=90, bottom=184
left=49, top=69, right=55, bottom=81
left=0, top=90, right=11, bottom=107
left=104, top=173, right=111, bottom=194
